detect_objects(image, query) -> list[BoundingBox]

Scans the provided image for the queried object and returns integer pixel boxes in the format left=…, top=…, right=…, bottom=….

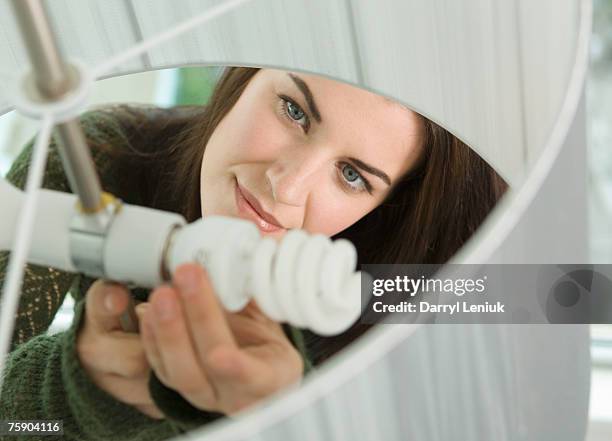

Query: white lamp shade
left=0, top=0, right=582, bottom=185
left=0, top=1, right=592, bottom=440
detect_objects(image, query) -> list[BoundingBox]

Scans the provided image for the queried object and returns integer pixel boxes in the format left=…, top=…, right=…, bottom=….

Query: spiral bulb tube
left=250, top=230, right=363, bottom=335
left=166, top=217, right=364, bottom=336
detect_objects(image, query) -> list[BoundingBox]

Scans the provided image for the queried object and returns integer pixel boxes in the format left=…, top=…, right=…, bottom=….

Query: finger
left=135, top=404, right=165, bottom=420
left=119, top=294, right=140, bottom=333
left=207, top=338, right=303, bottom=396
left=94, top=373, right=155, bottom=407
left=134, top=302, right=149, bottom=320
left=148, top=285, right=216, bottom=405
left=86, top=280, right=131, bottom=332
left=93, top=369, right=164, bottom=420
left=135, top=302, right=152, bottom=334
left=225, top=312, right=285, bottom=346
left=79, top=331, right=149, bottom=378
left=139, top=305, right=166, bottom=381
left=174, top=264, right=237, bottom=361
left=241, top=300, right=276, bottom=325
left=205, top=346, right=272, bottom=392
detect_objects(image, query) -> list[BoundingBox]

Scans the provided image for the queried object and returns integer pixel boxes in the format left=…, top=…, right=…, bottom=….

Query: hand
left=76, top=280, right=164, bottom=419
left=137, top=263, right=304, bottom=415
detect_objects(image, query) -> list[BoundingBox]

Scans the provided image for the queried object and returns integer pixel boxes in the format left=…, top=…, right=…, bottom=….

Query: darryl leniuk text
left=369, top=275, right=505, bottom=315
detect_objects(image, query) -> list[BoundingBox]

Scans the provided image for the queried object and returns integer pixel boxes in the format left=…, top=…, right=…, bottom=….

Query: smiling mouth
left=234, top=178, right=286, bottom=233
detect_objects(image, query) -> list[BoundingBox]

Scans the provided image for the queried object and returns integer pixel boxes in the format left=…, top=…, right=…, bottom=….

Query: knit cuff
left=60, top=299, right=178, bottom=440
left=149, top=373, right=224, bottom=433
left=285, top=325, right=314, bottom=375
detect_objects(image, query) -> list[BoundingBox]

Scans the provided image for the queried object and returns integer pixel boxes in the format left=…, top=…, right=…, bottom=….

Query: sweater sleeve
left=0, top=291, right=181, bottom=441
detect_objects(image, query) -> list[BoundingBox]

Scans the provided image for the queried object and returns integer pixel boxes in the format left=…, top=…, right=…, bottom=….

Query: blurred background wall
left=0, top=66, right=220, bottom=175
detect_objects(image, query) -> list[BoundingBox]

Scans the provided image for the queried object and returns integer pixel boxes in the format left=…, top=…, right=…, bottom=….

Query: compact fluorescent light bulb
left=165, top=217, right=363, bottom=336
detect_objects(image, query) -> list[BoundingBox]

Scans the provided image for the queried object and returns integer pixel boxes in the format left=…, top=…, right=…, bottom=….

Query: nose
left=266, top=149, right=327, bottom=207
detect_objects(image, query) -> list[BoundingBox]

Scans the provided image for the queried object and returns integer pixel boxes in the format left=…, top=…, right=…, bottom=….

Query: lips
left=234, top=179, right=286, bottom=233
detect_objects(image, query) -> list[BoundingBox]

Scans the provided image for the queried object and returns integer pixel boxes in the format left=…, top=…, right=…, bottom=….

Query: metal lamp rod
left=10, top=0, right=103, bottom=212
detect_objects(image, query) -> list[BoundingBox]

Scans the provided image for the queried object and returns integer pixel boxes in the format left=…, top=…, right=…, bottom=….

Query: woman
left=0, top=67, right=506, bottom=439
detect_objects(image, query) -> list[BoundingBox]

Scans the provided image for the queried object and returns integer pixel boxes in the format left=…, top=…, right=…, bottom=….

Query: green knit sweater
left=0, top=108, right=312, bottom=440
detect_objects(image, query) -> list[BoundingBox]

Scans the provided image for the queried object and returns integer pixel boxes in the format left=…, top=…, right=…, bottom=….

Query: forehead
left=265, top=69, right=424, bottom=181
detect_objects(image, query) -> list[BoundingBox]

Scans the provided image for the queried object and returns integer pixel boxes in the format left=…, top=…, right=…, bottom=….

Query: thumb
left=85, top=280, right=131, bottom=332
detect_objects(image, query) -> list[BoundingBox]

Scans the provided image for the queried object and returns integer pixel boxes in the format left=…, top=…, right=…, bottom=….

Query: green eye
left=286, top=101, right=305, bottom=121
left=342, top=164, right=360, bottom=182
left=278, top=95, right=310, bottom=132
left=339, top=163, right=370, bottom=194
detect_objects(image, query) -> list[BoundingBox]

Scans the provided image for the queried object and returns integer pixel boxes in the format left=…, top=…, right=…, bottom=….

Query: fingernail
left=135, top=302, right=150, bottom=315
left=134, top=304, right=148, bottom=320
left=104, top=293, right=115, bottom=312
left=154, top=293, right=177, bottom=322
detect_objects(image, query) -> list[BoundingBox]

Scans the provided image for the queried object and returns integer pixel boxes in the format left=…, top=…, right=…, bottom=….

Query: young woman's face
left=200, top=69, right=423, bottom=239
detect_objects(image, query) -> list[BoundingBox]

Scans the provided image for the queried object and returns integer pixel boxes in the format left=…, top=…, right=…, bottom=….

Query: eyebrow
left=288, top=73, right=391, bottom=187
left=349, top=157, right=391, bottom=186
left=288, top=73, right=322, bottom=123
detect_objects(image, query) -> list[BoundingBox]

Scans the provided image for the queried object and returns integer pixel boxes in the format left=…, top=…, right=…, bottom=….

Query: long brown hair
left=100, top=67, right=507, bottom=363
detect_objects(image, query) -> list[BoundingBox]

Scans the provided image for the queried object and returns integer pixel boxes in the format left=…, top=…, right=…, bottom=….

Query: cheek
left=216, top=105, right=290, bottom=166
left=304, top=194, right=378, bottom=237
left=241, top=121, right=281, bottom=162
